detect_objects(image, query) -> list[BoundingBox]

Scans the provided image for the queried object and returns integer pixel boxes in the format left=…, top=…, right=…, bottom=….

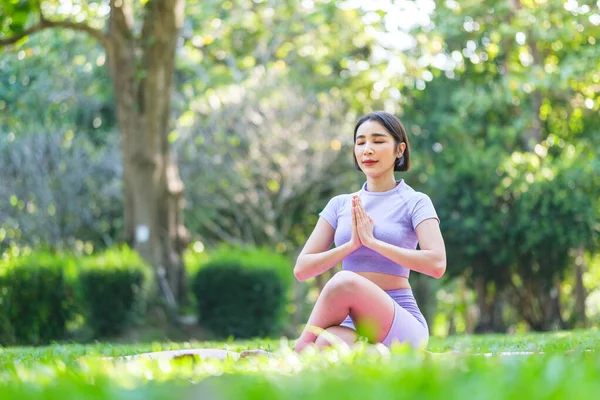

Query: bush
left=192, top=260, right=285, bottom=339
left=0, top=252, right=75, bottom=346
left=186, top=243, right=293, bottom=292
left=78, top=246, right=150, bottom=338
left=0, top=291, right=15, bottom=345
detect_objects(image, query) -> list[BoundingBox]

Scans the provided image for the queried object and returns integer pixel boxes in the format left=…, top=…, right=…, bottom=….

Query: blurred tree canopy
left=407, top=0, right=600, bottom=331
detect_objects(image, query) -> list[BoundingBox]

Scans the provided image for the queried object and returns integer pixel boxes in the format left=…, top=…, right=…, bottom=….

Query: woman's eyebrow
left=355, top=132, right=388, bottom=139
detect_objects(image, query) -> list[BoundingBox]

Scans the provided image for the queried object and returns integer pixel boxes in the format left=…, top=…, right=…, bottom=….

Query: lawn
left=1, top=330, right=599, bottom=399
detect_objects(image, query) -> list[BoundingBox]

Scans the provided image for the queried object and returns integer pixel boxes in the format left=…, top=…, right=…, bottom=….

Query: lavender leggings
left=339, top=288, right=429, bottom=348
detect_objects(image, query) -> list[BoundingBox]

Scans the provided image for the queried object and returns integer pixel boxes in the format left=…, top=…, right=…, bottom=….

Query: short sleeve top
left=318, top=180, right=439, bottom=278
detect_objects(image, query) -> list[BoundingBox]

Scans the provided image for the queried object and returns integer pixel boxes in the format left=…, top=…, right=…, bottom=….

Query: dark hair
left=353, top=111, right=411, bottom=172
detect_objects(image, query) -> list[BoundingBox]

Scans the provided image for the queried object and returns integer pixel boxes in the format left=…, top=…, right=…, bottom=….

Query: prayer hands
left=351, top=195, right=376, bottom=249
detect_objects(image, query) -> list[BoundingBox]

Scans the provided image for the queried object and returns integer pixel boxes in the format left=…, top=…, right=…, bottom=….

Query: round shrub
left=78, top=246, right=150, bottom=338
left=185, top=243, right=295, bottom=320
left=0, top=291, right=15, bottom=345
left=192, top=260, right=285, bottom=339
left=0, top=252, right=74, bottom=346
left=186, top=243, right=293, bottom=292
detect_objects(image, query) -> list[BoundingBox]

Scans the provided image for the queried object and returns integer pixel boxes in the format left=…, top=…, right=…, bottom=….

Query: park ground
left=1, top=330, right=599, bottom=399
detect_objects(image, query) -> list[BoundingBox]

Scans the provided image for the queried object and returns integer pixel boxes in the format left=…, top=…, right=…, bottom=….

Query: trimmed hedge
left=78, top=246, right=150, bottom=338
left=192, top=260, right=285, bottom=339
left=185, top=244, right=293, bottom=292
left=0, top=252, right=74, bottom=346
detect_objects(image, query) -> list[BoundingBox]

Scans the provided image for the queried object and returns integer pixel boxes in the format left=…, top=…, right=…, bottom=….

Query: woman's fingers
left=355, top=198, right=363, bottom=224
left=357, top=197, right=366, bottom=221
left=356, top=197, right=371, bottom=226
left=353, top=197, right=361, bottom=225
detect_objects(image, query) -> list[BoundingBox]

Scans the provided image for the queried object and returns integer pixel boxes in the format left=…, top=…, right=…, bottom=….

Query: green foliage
left=176, top=49, right=364, bottom=255
left=400, top=0, right=600, bottom=330
left=430, top=141, right=599, bottom=330
left=502, top=150, right=599, bottom=278
left=0, top=282, right=14, bottom=345
left=432, top=144, right=507, bottom=284
left=78, top=247, right=151, bottom=338
left=0, top=128, right=123, bottom=255
left=0, top=29, right=115, bottom=141
left=0, top=252, right=75, bottom=346
left=0, top=0, right=36, bottom=40
left=192, top=260, right=285, bottom=339
left=178, top=0, right=387, bottom=113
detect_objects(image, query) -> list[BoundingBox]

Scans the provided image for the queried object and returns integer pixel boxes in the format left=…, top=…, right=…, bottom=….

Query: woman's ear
left=397, top=142, right=406, bottom=157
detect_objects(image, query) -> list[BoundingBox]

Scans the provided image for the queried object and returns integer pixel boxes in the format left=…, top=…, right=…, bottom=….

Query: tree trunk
left=457, top=275, right=476, bottom=334
left=105, top=0, right=188, bottom=311
left=573, top=249, right=588, bottom=328
left=510, top=276, right=563, bottom=332
left=474, top=277, right=493, bottom=333
left=549, top=276, right=566, bottom=330
left=491, top=289, right=507, bottom=333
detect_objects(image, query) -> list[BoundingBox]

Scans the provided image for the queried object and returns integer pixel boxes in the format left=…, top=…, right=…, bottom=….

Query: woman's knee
left=323, top=271, right=360, bottom=297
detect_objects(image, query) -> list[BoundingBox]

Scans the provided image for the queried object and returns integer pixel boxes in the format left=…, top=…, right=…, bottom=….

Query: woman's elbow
left=293, top=260, right=309, bottom=282
left=432, top=258, right=446, bottom=279
left=293, top=266, right=306, bottom=282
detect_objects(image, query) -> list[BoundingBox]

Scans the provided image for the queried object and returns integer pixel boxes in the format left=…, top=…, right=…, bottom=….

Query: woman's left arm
left=365, top=219, right=447, bottom=279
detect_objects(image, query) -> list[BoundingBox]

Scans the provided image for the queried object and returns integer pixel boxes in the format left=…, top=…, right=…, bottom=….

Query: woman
left=292, top=111, right=446, bottom=352
left=121, top=111, right=445, bottom=362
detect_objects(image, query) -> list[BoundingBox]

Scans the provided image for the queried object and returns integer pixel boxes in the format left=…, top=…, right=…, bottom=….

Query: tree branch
left=0, top=18, right=109, bottom=49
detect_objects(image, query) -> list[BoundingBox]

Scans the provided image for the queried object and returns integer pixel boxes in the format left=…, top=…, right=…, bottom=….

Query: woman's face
left=354, top=120, right=404, bottom=176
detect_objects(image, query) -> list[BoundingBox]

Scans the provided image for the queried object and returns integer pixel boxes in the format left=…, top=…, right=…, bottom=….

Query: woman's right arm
left=293, top=216, right=359, bottom=282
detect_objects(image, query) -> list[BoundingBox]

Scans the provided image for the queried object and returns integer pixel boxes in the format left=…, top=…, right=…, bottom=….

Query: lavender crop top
left=318, top=179, right=439, bottom=278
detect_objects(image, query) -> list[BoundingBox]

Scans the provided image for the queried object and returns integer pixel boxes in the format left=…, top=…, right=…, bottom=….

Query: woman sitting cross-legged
left=291, top=111, right=446, bottom=352
left=120, top=111, right=445, bottom=362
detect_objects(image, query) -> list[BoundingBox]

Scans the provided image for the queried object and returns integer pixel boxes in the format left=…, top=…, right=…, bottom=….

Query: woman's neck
left=364, top=175, right=398, bottom=192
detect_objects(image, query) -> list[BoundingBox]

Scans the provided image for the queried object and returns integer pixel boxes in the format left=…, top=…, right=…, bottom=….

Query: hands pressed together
left=350, top=195, right=377, bottom=251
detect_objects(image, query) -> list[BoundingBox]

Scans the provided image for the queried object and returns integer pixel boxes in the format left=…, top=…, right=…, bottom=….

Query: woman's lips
left=362, top=161, right=377, bottom=166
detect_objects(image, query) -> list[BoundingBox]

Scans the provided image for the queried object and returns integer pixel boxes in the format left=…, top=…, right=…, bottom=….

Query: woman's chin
left=364, top=170, right=387, bottom=178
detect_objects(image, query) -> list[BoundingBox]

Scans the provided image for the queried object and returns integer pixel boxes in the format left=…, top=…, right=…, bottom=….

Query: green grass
left=1, top=330, right=599, bottom=399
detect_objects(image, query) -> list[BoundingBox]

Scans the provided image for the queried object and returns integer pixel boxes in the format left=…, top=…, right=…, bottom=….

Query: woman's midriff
left=355, top=271, right=411, bottom=291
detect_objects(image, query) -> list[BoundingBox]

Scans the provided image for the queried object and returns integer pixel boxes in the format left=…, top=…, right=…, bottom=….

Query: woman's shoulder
left=327, top=192, right=355, bottom=206
left=396, top=180, right=419, bottom=195
left=398, top=182, right=434, bottom=204
left=322, top=192, right=353, bottom=211
left=410, top=190, right=433, bottom=202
